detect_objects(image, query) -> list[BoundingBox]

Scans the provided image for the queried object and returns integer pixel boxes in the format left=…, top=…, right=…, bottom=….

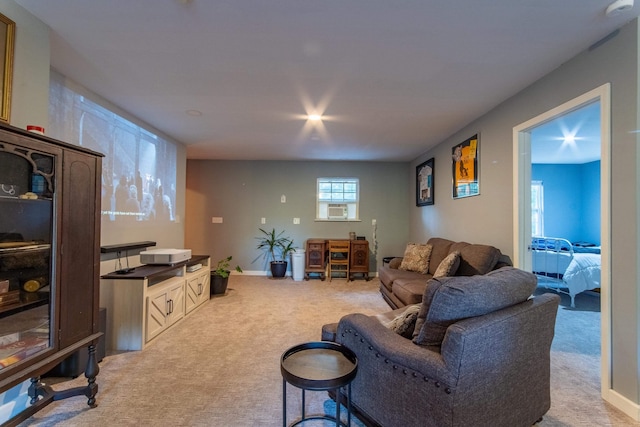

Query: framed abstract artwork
left=416, top=157, right=434, bottom=206
left=452, top=134, right=479, bottom=199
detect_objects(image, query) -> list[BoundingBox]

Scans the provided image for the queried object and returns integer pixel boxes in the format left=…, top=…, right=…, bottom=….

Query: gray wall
left=0, top=0, right=50, bottom=129
left=185, top=160, right=410, bottom=274
left=410, top=21, right=639, bottom=404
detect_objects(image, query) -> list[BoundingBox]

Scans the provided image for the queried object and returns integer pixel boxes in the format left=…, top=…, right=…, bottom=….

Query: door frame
left=512, top=83, right=611, bottom=400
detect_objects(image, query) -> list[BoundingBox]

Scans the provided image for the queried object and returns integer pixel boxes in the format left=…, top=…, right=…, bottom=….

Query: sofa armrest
left=336, top=313, right=455, bottom=385
left=388, top=257, right=403, bottom=269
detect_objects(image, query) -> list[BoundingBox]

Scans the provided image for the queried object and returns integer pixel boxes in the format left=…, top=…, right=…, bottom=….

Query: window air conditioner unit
left=328, top=203, right=348, bottom=219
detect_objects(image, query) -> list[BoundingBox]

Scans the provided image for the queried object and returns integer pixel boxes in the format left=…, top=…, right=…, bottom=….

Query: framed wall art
left=452, top=134, right=479, bottom=199
left=0, top=13, right=14, bottom=123
left=416, top=157, right=434, bottom=206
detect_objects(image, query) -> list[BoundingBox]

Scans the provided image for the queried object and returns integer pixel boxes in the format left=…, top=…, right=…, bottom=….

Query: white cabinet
left=146, top=276, right=185, bottom=341
left=186, top=267, right=210, bottom=314
left=100, top=255, right=210, bottom=351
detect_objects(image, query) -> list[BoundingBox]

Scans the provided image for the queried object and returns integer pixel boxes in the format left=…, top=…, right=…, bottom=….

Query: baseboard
left=603, top=387, right=640, bottom=421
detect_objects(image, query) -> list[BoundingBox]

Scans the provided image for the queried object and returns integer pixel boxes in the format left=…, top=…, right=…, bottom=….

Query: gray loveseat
left=379, top=237, right=512, bottom=309
left=322, top=267, right=559, bottom=427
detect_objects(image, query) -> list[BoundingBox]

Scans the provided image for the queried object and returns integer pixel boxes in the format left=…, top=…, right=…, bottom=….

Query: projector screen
left=49, top=73, right=178, bottom=230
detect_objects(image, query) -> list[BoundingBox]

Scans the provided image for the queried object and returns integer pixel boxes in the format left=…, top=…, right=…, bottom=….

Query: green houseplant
left=255, top=228, right=293, bottom=278
left=210, top=256, right=242, bottom=296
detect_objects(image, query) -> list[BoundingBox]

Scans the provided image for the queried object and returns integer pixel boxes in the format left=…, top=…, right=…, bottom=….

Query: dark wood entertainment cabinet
left=0, top=123, right=103, bottom=425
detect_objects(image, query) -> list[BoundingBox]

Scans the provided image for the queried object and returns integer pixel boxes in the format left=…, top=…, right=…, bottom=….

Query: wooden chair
left=328, top=240, right=350, bottom=281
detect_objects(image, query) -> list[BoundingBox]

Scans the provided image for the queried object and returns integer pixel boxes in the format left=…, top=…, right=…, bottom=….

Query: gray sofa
left=379, top=237, right=512, bottom=309
left=323, top=267, right=560, bottom=427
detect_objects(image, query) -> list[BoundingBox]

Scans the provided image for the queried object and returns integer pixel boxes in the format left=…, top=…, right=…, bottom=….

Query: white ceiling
left=532, top=101, right=602, bottom=164
left=15, top=0, right=638, bottom=162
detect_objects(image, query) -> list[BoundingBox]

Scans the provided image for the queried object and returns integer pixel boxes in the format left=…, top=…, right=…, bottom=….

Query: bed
left=531, top=237, right=601, bottom=307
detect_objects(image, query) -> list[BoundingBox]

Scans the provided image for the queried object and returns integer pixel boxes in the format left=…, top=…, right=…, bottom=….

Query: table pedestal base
left=283, top=381, right=353, bottom=427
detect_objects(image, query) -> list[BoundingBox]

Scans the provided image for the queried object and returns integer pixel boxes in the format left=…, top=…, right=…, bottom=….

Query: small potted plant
left=255, top=228, right=293, bottom=279
left=210, top=256, right=242, bottom=296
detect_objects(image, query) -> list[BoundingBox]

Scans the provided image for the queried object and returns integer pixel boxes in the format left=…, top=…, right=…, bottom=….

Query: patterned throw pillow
left=383, top=304, right=421, bottom=338
left=399, top=243, right=432, bottom=274
left=433, top=251, right=461, bottom=278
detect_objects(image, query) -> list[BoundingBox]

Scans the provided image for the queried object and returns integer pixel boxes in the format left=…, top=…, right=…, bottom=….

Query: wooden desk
left=304, top=239, right=369, bottom=281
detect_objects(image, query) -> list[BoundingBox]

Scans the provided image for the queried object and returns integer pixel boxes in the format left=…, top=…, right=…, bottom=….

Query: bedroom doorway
left=512, top=84, right=611, bottom=399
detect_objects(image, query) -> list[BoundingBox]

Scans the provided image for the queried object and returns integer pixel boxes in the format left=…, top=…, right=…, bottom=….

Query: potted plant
left=210, top=256, right=242, bottom=296
left=255, top=228, right=293, bottom=279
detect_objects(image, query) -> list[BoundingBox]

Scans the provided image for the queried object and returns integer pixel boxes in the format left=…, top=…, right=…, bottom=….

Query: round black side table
left=281, top=341, right=358, bottom=427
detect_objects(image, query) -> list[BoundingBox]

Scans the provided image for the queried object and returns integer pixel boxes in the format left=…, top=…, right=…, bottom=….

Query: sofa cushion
left=412, top=267, right=537, bottom=346
left=456, top=243, right=501, bottom=276
left=378, top=266, right=427, bottom=291
left=379, top=304, right=421, bottom=338
left=392, top=279, right=430, bottom=306
left=426, top=237, right=455, bottom=275
left=399, top=243, right=432, bottom=274
left=433, top=251, right=460, bottom=278
left=321, top=322, right=339, bottom=342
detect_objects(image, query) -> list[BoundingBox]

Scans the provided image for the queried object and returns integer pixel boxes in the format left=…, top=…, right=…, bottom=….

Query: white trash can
left=291, top=248, right=306, bottom=281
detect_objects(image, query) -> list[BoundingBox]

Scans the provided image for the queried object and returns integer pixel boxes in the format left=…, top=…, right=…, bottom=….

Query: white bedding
left=531, top=237, right=601, bottom=307
left=532, top=250, right=572, bottom=276
left=563, top=253, right=601, bottom=299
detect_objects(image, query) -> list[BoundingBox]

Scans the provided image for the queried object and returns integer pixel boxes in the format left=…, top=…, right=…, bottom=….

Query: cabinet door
left=146, top=291, right=168, bottom=342
left=350, top=241, right=369, bottom=269
left=199, top=272, right=210, bottom=305
left=58, top=150, right=101, bottom=349
left=185, top=276, right=201, bottom=314
left=167, top=282, right=185, bottom=326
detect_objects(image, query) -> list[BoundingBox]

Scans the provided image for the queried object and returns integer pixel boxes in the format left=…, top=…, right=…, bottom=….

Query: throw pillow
left=412, top=267, right=537, bottom=347
left=382, top=304, right=421, bottom=338
left=455, top=244, right=501, bottom=276
left=399, top=243, right=432, bottom=274
left=433, top=251, right=461, bottom=278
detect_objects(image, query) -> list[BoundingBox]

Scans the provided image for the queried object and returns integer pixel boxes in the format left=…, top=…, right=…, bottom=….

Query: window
left=316, top=178, right=359, bottom=221
left=531, top=180, right=544, bottom=237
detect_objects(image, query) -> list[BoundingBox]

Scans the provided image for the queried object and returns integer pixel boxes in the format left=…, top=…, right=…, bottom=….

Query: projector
left=140, top=248, right=192, bottom=265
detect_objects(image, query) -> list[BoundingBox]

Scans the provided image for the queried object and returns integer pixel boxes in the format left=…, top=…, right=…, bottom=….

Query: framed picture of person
left=452, top=134, right=479, bottom=199
left=416, top=157, right=434, bottom=206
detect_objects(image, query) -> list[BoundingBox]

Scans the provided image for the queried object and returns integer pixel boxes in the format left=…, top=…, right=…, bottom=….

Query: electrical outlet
left=293, top=218, right=300, bottom=225
left=281, top=194, right=286, bottom=203
left=211, top=217, right=223, bottom=223
left=261, top=217, right=266, bottom=224
left=372, top=219, right=377, bottom=225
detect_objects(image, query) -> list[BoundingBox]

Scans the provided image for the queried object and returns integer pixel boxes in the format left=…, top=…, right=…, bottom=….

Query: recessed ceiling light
left=308, top=114, right=322, bottom=121
left=186, top=109, right=202, bottom=116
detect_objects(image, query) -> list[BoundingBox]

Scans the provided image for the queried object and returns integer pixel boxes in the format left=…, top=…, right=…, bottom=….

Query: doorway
left=512, top=84, right=611, bottom=398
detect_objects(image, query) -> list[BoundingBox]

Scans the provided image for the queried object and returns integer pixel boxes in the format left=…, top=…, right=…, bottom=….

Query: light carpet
left=14, top=276, right=639, bottom=426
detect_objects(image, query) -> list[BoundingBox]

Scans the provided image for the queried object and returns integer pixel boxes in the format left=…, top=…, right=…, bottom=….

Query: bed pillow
left=412, top=267, right=537, bottom=347
left=433, top=251, right=461, bottom=278
left=399, top=243, right=432, bottom=274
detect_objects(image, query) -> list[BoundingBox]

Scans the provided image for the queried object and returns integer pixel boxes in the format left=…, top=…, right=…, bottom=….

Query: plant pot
left=211, top=272, right=230, bottom=296
left=270, top=261, right=288, bottom=279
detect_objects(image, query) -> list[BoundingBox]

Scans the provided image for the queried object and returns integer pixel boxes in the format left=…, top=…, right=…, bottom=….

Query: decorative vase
left=210, top=272, right=230, bottom=296
left=270, top=261, right=288, bottom=278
